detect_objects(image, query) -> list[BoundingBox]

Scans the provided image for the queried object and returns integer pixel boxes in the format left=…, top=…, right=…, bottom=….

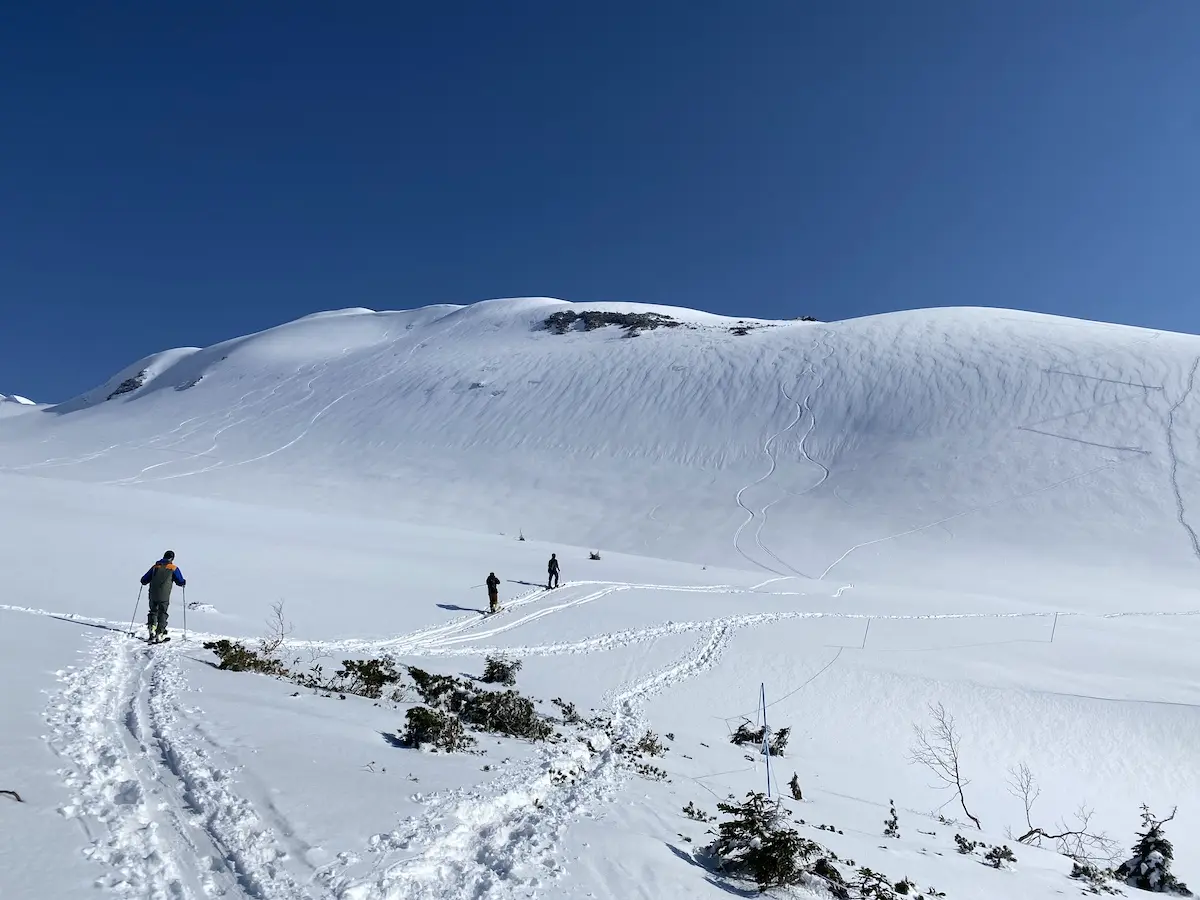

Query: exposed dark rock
left=107, top=370, right=147, bottom=400
left=543, top=310, right=683, bottom=335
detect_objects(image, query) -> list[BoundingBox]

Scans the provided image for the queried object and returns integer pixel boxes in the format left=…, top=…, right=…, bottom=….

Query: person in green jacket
left=140, top=550, right=186, bottom=642
left=486, top=572, right=500, bottom=613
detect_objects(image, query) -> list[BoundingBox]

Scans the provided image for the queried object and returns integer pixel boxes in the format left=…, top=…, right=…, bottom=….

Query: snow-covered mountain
left=1, top=298, right=1197, bottom=900
left=5, top=298, right=1200, bottom=601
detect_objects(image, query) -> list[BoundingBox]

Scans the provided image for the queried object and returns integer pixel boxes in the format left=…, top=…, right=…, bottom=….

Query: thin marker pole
left=761, top=683, right=774, bottom=798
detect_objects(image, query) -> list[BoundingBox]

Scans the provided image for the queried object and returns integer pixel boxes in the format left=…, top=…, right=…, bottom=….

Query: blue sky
left=2, top=2, right=1200, bottom=401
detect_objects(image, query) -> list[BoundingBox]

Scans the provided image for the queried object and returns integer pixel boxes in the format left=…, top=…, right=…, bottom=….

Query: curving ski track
left=732, top=331, right=834, bottom=577
left=732, top=383, right=804, bottom=576
left=1165, top=356, right=1200, bottom=563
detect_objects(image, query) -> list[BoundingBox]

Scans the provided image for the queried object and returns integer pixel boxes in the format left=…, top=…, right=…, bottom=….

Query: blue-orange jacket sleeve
left=173, top=567, right=186, bottom=586
left=140, top=566, right=155, bottom=585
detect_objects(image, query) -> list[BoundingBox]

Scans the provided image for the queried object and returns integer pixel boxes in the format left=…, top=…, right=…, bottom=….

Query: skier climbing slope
left=139, top=550, right=185, bottom=643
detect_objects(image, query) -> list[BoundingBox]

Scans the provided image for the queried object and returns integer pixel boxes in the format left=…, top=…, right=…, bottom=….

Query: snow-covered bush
left=551, top=697, right=582, bottom=724
left=955, top=833, right=981, bottom=855
left=405, top=666, right=554, bottom=742
left=1116, top=806, right=1192, bottom=895
left=634, top=730, right=665, bottom=757
left=682, top=800, right=715, bottom=822
left=1071, top=861, right=1121, bottom=895
left=334, top=657, right=405, bottom=700
left=730, top=718, right=790, bottom=756
left=480, top=655, right=522, bottom=686
left=203, top=639, right=289, bottom=677
left=457, top=689, right=553, bottom=741
left=854, top=868, right=896, bottom=899
left=407, top=666, right=469, bottom=708
left=983, top=845, right=1017, bottom=869
left=402, top=707, right=474, bottom=752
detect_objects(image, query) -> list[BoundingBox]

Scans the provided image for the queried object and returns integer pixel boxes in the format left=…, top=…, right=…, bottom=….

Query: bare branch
left=908, top=702, right=981, bottom=830
left=1007, top=762, right=1041, bottom=838
left=1007, top=779, right=1118, bottom=867
left=260, top=600, right=293, bottom=657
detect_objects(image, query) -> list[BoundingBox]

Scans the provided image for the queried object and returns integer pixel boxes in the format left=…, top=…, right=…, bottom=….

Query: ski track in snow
left=1165, top=356, right=1200, bottom=563
left=46, top=633, right=313, bottom=900
left=754, top=337, right=836, bottom=579
left=19, top=567, right=1200, bottom=900
left=118, top=316, right=469, bottom=487
left=732, top=331, right=832, bottom=577
left=731, top=384, right=802, bottom=576
left=317, top=625, right=734, bottom=900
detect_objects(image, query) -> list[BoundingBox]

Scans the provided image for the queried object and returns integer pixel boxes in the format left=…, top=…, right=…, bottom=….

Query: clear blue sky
left=3, top=2, right=1200, bottom=401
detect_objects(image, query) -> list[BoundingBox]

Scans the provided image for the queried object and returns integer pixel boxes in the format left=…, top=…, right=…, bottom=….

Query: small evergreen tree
left=706, top=792, right=821, bottom=890
left=983, top=845, right=1017, bottom=869
left=884, top=800, right=900, bottom=838
left=480, top=655, right=522, bottom=686
left=1117, top=806, right=1192, bottom=895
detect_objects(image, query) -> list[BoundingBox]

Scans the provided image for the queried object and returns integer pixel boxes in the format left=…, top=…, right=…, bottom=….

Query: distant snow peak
left=0, top=393, right=35, bottom=405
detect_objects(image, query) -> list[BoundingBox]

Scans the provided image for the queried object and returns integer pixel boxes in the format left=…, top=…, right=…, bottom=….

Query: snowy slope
left=2, top=298, right=1199, bottom=603
left=1, top=298, right=1198, bottom=900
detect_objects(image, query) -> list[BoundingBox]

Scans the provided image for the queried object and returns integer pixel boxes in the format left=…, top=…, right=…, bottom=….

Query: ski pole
left=128, top=585, right=143, bottom=637
left=182, top=585, right=187, bottom=642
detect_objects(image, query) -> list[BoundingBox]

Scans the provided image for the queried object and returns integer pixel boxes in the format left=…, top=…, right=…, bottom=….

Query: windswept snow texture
left=1, top=298, right=1199, bottom=900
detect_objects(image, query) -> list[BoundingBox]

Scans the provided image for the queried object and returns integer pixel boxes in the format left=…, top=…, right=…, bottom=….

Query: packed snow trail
left=319, top=626, right=733, bottom=900
left=8, top=580, right=1200, bottom=661
left=46, top=633, right=314, bottom=900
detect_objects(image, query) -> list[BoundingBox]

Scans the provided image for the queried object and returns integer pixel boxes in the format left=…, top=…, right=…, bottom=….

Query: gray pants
left=148, top=597, right=169, bottom=634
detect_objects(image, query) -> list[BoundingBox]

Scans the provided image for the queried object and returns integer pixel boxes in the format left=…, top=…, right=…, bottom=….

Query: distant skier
left=547, top=553, right=560, bottom=589
left=140, top=550, right=186, bottom=643
left=486, top=572, right=500, bottom=614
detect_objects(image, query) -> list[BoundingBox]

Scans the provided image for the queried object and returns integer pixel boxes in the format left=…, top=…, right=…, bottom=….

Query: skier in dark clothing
left=486, top=572, right=500, bottom=613
left=140, top=550, right=186, bottom=643
left=547, top=553, right=560, bottom=589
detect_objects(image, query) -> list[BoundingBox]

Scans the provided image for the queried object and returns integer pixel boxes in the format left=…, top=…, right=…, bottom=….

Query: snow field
left=3, top=299, right=1200, bottom=898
